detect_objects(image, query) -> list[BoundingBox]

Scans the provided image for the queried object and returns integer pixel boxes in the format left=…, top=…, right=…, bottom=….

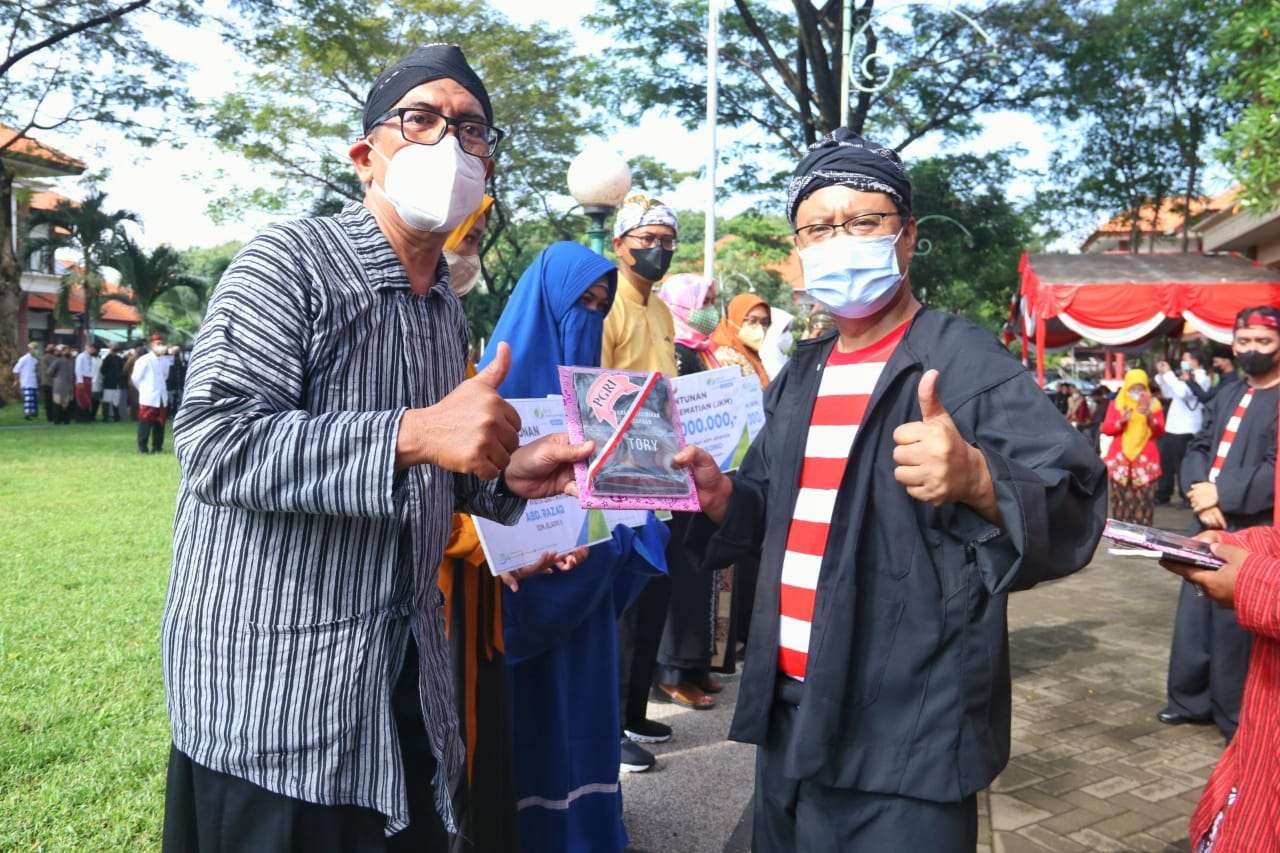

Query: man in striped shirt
left=1161, top=306, right=1280, bottom=738
left=674, top=129, right=1106, bottom=852
left=161, top=45, right=591, bottom=851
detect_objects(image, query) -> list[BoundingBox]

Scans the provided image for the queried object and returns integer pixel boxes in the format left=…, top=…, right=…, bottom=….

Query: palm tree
left=147, top=285, right=210, bottom=344
left=105, top=233, right=207, bottom=336
left=26, top=190, right=139, bottom=343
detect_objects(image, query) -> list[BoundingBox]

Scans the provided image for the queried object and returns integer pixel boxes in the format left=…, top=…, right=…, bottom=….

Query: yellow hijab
left=443, top=195, right=495, bottom=252
left=1116, top=368, right=1161, bottom=460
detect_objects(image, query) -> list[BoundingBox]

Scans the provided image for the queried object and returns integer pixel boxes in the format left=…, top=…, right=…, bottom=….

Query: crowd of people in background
left=9, top=336, right=187, bottom=453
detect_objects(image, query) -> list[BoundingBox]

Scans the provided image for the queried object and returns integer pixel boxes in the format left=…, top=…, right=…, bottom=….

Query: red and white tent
left=1016, top=252, right=1280, bottom=385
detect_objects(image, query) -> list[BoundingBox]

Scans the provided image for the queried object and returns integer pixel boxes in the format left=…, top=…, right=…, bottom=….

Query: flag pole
left=704, top=0, right=719, bottom=282
left=840, top=0, right=852, bottom=127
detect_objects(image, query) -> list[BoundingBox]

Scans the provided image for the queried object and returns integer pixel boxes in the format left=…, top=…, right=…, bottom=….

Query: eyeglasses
left=794, top=211, right=900, bottom=247
left=626, top=233, right=678, bottom=251
left=371, top=106, right=504, bottom=158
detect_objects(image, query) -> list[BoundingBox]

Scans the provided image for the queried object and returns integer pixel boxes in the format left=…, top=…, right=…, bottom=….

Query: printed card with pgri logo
left=559, top=366, right=700, bottom=512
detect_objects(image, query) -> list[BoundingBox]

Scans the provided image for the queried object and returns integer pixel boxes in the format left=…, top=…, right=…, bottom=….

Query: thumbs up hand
left=892, top=369, right=999, bottom=520
left=396, top=342, right=524, bottom=480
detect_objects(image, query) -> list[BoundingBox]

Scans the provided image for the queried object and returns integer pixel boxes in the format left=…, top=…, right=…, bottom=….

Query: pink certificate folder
left=559, top=366, right=701, bottom=512
left=1102, top=519, right=1225, bottom=569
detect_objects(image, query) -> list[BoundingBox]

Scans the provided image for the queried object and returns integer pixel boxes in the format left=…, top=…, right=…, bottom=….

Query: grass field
left=0, top=401, right=177, bottom=850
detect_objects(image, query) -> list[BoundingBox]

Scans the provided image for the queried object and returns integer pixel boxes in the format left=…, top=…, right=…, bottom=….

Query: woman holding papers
left=480, top=241, right=669, bottom=853
left=1101, top=368, right=1166, bottom=525
left=655, top=274, right=738, bottom=710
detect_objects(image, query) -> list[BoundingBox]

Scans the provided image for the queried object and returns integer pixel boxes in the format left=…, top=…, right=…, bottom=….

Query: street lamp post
left=567, top=147, right=633, bottom=255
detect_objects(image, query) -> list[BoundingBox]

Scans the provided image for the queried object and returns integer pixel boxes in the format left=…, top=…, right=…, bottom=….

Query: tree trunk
left=797, top=35, right=816, bottom=146
left=1182, top=117, right=1201, bottom=254
left=0, top=165, right=19, bottom=402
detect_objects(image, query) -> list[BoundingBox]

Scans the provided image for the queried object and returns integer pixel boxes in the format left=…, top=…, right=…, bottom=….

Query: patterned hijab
left=659, top=273, right=719, bottom=360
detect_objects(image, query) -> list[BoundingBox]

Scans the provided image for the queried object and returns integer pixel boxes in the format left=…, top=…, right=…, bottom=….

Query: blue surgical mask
left=799, top=231, right=906, bottom=319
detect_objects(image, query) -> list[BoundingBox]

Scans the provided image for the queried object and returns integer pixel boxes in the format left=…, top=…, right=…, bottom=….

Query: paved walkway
left=621, top=504, right=1225, bottom=852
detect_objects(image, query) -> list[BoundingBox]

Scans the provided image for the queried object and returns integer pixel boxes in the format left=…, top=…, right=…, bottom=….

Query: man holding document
left=161, top=45, right=590, bottom=851
left=672, top=128, right=1107, bottom=852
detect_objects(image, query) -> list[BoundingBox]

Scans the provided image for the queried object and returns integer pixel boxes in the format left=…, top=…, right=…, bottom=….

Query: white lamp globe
left=567, top=147, right=632, bottom=211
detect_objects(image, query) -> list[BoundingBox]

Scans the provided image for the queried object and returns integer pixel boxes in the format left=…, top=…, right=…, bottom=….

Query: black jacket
left=1181, top=381, right=1276, bottom=531
left=100, top=353, right=123, bottom=390
left=698, top=307, right=1106, bottom=802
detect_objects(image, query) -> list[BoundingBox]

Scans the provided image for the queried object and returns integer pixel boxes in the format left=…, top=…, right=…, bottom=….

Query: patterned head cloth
left=786, top=127, right=912, bottom=226
left=1235, top=305, right=1280, bottom=331
left=362, top=44, right=492, bottom=135
left=612, top=193, right=679, bottom=239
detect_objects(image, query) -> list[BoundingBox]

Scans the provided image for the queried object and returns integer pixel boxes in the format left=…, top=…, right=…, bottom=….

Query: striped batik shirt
left=162, top=202, right=523, bottom=834
left=1209, top=389, right=1255, bottom=484
left=779, top=321, right=908, bottom=680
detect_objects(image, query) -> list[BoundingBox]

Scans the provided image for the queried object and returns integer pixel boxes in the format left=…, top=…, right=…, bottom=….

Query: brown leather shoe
left=691, top=672, right=724, bottom=694
left=656, top=682, right=716, bottom=710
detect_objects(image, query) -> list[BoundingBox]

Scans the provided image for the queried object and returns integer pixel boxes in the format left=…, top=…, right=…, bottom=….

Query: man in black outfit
left=674, top=129, right=1106, bottom=852
left=1159, top=307, right=1280, bottom=738
left=99, top=343, right=124, bottom=422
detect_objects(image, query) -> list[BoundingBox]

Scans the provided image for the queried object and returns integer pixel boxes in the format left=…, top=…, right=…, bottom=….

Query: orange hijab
left=713, top=293, right=771, bottom=387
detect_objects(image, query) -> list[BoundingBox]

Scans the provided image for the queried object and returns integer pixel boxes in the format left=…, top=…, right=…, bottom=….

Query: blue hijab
left=479, top=241, right=617, bottom=399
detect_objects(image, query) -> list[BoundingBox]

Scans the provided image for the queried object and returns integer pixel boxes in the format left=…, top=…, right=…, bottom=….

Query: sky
left=23, top=0, right=1227, bottom=255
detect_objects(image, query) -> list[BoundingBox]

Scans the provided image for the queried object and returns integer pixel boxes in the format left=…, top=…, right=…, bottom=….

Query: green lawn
left=0, top=401, right=177, bottom=850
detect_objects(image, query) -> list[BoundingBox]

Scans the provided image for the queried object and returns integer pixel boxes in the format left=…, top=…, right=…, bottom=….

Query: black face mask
left=628, top=247, right=674, bottom=282
left=1237, top=350, right=1277, bottom=377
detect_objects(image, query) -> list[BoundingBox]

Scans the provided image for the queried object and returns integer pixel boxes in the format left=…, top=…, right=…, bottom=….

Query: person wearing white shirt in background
left=131, top=334, right=171, bottom=454
left=90, top=348, right=104, bottom=420
left=11, top=341, right=40, bottom=419
left=1155, top=349, right=1211, bottom=506
left=760, top=307, right=795, bottom=382
left=73, top=342, right=97, bottom=422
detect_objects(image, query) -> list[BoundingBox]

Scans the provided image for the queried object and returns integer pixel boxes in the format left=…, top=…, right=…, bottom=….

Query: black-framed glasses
left=625, top=233, right=678, bottom=251
left=795, top=211, right=900, bottom=247
left=371, top=106, right=504, bottom=158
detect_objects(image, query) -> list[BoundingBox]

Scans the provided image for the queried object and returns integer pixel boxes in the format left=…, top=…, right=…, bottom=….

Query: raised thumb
left=475, top=341, right=511, bottom=390
left=917, top=369, right=947, bottom=421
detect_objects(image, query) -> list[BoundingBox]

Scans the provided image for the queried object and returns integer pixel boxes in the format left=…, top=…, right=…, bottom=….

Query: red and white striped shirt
left=1209, top=389, right=1254, bottom=484
left=778, top=321, right=909, bottom=680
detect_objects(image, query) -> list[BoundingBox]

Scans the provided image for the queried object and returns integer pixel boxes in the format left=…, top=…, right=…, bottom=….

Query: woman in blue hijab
left=479, top=241, right=616, bottom=398
left=480, top=242, right=668, bottom=853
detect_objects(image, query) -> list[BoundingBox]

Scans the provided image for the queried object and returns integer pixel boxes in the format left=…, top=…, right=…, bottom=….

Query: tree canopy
left=1042, top=0, right=1237, bottom=251
left=588, top=0, right=1080, bottom=193
left=209, top=0, right=611, bottom=340
left=1217, top=0, right=1280, bottom=212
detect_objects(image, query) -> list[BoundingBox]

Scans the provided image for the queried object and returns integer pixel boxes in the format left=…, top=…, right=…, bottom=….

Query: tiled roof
left=23, top=281, right=142, bottom=324
left=0, top=123, right=86, bottom=174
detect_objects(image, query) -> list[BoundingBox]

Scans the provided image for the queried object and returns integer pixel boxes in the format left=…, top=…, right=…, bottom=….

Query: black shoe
left=620, top=738, right=655, bottom=773
left=1157, top=708, right=1211, bottom=726
left=624, top=719, right=672, bottom=744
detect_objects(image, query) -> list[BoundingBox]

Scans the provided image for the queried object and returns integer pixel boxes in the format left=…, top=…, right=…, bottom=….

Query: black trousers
left=754, top=701, right=977, bottom=853
left=1165, top=578, right=1252, bottom=738
left=40, top=386, right=53, bottom=421
left=617, top=573, right=671, bottom=730
left=163, top=638, right=447, bottom=852
left=657, top=512, right=714, bottom=683
left=138, top=420, right=164, bottom=452
left=1155, top=432, right=1193, bottom=503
